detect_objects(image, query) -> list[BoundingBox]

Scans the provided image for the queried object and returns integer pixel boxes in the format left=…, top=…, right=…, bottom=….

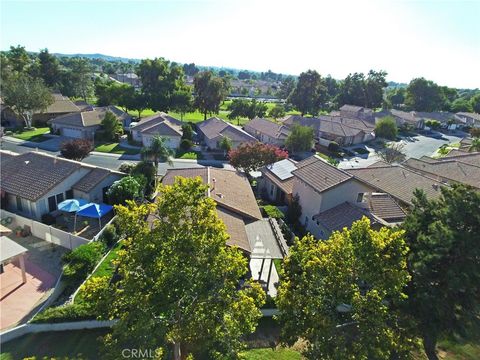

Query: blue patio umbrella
left=57, top=199, right=87, bottom=212
left=74, top=203, right=114, bottom=231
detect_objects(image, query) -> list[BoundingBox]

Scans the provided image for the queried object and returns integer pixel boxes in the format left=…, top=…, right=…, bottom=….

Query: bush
left=60, top=139, right=93, bottom=160
left=375, top=116, right=398, bottom=140
left=62, top=242, right=105, bottom=290
left=118, top=162, right=136, bottom=174
left=262, top=205, right=284, bottom=219
left=106, top=176, right=143, bottom=205
left=41, top=213, right=55, bottom=225
left=31, top=303, right=95, bottom=323
left=328, top=141, right=340, bottom=153
left=180, top=138, right=193, bottom=150
left=100, top=224, right=118, bottom=247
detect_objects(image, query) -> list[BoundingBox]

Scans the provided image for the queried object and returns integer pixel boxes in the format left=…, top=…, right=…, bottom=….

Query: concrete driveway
left=23, top=135, right=69, bottom=152
left=339, top=131, right=465, bottom=169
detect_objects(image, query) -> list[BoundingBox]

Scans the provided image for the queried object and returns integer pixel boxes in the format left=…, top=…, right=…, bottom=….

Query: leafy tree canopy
left=228, top=142, right=288, bottom=174
left=288, top=70, right=327, bottom=116
left=100, top=178, right=265, bottom=359
left=277, top=218, right=413, bottom=360
left=285, top=124, right=314, bottom=153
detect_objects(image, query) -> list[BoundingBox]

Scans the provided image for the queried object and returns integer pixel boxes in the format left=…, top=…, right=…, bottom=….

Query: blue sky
left=1, top=0, right=479, bottom=88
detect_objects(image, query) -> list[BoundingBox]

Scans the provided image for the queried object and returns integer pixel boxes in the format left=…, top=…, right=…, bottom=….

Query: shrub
left=262, top=205, right=284, bottom=219
left=118, top=162, right=136, bottom=174
left=470, top=128, right=480, bottom=138
left=375, top=116, right=398, bottom=140
left=60, top=139, right=93, bottom=160
left=41, top=213, right=55, bottom=225
left=328, top=141, right=340, bottom=153
left=181, top=123, right=194, bottom=141
left=100, top=224, right=118, bottom=247
left=62, top=242, right=105, bottom=289
left=106, top=176, right=143, bottom=205
left=32, top=303, right=95, bottom=323
left=180, top=138, right=193, bottom=150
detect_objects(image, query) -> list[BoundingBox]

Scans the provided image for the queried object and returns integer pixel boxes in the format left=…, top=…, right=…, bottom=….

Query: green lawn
left=12, top=127, right=50, bottom=142
left=0, top=329, right=108, bottom=360
left=94, top=142, right=140, bottom=155
left=175, top=149, right=204, bottom=160
left=75, top=241, right=123, bottom=303
left=241, top=348, right=302, bottom=360
left=3, top=327, right=479, bottom=360
left=128, top=100, right=300, bottom=126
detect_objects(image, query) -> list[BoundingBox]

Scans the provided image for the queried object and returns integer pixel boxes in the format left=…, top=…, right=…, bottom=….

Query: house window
left=16, top=196, right=23, bottom=211
left=48, top=196, right=56, bottom=212
left=56, top=193, right=64, bottom=204
left=66, top=189, right=73, bottom=199
left=270, top=184, right=274, bottom=196
left=356, top=193, right=364, bottom=202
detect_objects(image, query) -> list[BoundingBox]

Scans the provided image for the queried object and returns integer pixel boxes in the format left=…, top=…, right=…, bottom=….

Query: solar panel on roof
left=268, top=159, right=297, bottom=181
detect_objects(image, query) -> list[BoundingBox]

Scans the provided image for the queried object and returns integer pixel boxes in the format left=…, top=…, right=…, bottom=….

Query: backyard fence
left=0, top=209, right=89, bottom=250
left=0, top=320, right=117, bottom=344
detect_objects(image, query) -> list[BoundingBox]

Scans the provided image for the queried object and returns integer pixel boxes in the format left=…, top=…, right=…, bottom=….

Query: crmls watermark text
left=121, top=348, right=162, bottom=358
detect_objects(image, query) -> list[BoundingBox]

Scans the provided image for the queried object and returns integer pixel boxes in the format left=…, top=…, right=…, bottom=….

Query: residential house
left=346, top=161, right=444, bottom=207
left=161, top=167, right=263, bottom=253
left=280, top=115, right=375, bottom=146
left=403, top=157, right=480, bottom=190
left=110, top=73, right=142, bottom=89
left=455, top=112, right=480, bottom=128
left=49, top=106, right=131, bottom=140
left=339, top=104, right=374, bottom=121
left=0, top=151, right=123, bottom=220
left=1, top=93, right=80, bottom=128
left=33, top=93, right=81, bottom=126
left=259, top=158, right=298, bottom=204
left=243, top=117, right=290, bottom=146
left=290, top=156, right=378, bottom=238
left=130, top=113, right=183, bottom=149
left=197, top=117, right=257, bottom=150
left=378, top=109, right=424, bottom=129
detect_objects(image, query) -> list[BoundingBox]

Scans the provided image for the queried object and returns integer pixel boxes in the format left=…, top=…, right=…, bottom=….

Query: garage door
left=62, top=128, right=83, bottom=139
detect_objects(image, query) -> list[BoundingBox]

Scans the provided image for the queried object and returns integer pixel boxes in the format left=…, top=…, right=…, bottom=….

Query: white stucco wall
left=142, top=134, right=180, bottom=149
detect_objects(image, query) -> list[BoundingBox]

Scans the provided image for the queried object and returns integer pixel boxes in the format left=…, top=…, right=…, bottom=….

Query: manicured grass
left=0, top=329, right=108, bottom=360
left=12, top=127, right=50, bottom=142
left=94, top=142, right=140, bottom=155
left=75, top=241, right=123, bottom=303
left=175, top=149, right=204, bottom=160
left=241, top=348, right=302, bottom=360
left=273, top=259, right=283, bottom=275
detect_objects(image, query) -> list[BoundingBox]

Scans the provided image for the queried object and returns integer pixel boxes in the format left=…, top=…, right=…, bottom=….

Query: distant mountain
left=53, top=53, right=141, bottom=63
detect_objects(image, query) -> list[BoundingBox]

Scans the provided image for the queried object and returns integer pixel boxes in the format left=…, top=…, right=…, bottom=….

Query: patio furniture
left=74, top=203, right=113, bottom=232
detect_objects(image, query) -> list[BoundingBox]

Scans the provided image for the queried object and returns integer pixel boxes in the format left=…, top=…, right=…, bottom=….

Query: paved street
left=339, top=132, right=465, bottom=169
left=0, top=137, right=231, bottom=175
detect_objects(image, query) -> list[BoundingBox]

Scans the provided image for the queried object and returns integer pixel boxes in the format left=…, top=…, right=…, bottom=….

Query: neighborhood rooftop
left=198, top=117, right=256, bottom=143
left=292, top=155, right=353, bottom=193
left=347, top=161, right=444, bottom=205
left=161, top=167, right=263, bottom=253
left=131, top=112, right=183, bottom=135
left=244, top=117, right=290, bottom=140
left=0, top=151, right=121, bottom=202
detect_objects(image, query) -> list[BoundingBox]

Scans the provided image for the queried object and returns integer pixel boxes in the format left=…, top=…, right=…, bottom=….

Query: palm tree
left=469, top=137, right=480, bottom=152
left=141, top=135, right=174, bottom=169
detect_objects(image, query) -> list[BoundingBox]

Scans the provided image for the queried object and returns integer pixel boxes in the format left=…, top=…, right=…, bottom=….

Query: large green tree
left=375, top=116, right=398, bottom=140
left=277, top=218, right=413, bottom=360
left=287, top=70, right=327, bottom=116
left=101, top=178, right=265, bottom=359
left=137, top=58, right=187, bottom=112
left=37, top=49, right=61, bottom=88
left=337, top=72, right=366, bottom=107
left=2, top=74, right=54, bottom=128
left=405, top=78, right=446, bottom=112
left=285, top=124, right=314, bottom=153
left=228, top=142, right=288, bottom=174
left=469, top=93, right=480, bottom=113
left=227, top=99, right=268, bottom=124
left=193, top=71, right=229, bottom=120
left=60, top=58, right=94, bottom=101
left=365, top=70, right=388, bottom=109
left=402, top=186, right=480, bottom=360
left=6, top=45, right=31, bottom=73
left=101, top=111, right=123, bottom=141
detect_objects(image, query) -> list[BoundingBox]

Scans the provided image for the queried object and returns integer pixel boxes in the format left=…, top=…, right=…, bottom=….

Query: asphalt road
left=0, top=138, right=231, bottom=175
left=339, top=132, right=465, bottom=170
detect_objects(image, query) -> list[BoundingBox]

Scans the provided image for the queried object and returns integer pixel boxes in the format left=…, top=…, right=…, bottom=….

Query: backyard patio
left=0, top=233, right=67, bottom=330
